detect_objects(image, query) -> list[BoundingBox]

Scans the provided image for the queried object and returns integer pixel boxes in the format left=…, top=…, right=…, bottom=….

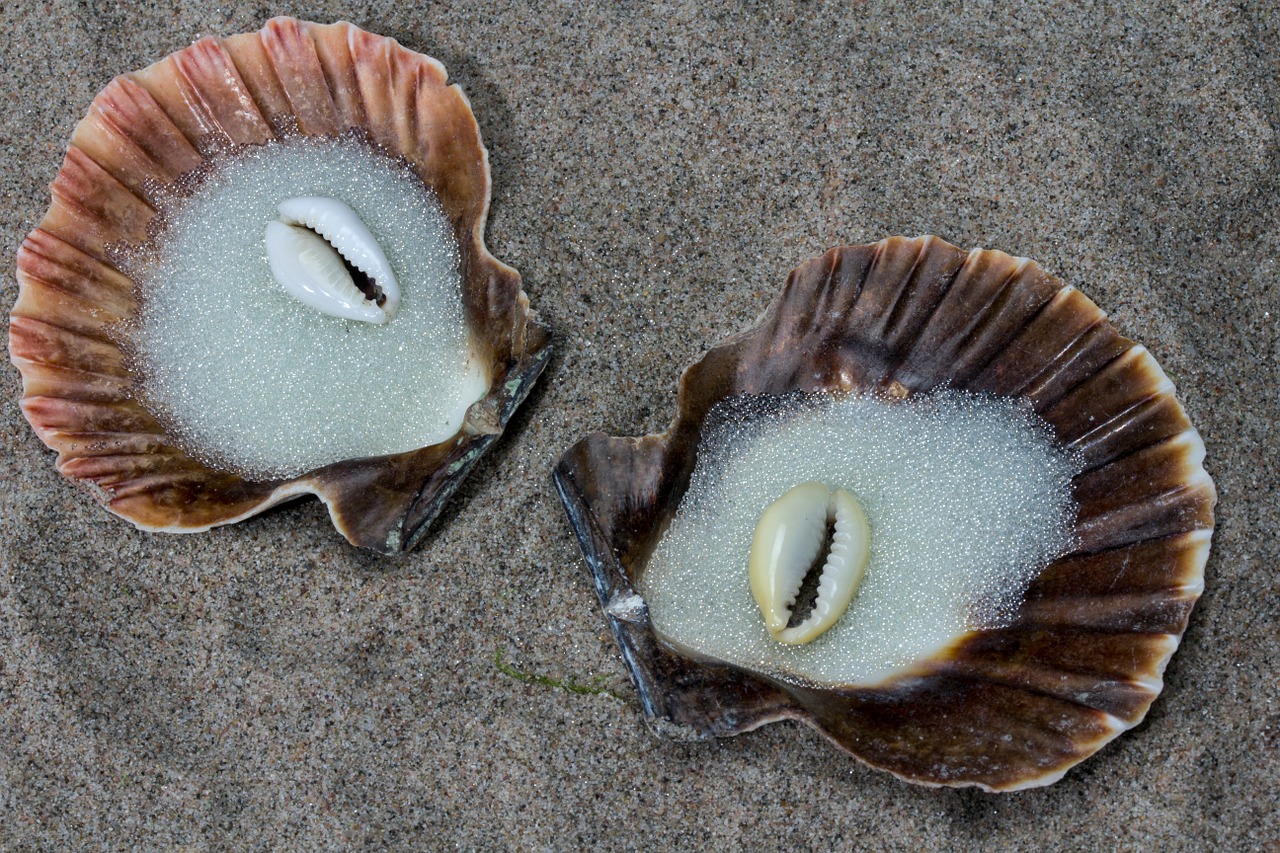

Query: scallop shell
left=9, top=19, right=551, bottom=554
left=553, top=235, right=1215, bottom=791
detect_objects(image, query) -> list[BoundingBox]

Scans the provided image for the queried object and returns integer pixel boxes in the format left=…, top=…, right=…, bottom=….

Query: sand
left=1, top=2, right=1276, bottom=848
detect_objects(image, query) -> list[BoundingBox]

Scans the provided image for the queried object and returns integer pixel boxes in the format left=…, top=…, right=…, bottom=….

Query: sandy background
left=2, top=1, right=1277, bottom=849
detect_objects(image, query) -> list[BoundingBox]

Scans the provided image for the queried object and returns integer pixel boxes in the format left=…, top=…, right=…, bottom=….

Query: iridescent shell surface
left=9, top=18, right=551, bottom=554
left=554, top=235, right=1215, bottom=791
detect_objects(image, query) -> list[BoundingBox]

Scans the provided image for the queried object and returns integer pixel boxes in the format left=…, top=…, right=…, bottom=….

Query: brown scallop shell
left=9, top=18, right=551, bottom=554
left=554, top=235, right=1215, bottom=790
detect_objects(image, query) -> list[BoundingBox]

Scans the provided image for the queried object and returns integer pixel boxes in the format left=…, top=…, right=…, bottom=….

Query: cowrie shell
left=265, top=196, right=401, bottom=323
left=748, top=481, right=871, bottom=645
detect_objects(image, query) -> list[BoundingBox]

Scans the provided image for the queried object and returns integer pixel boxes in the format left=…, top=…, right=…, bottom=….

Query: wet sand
left=1, top=2, right=1276, bottom=848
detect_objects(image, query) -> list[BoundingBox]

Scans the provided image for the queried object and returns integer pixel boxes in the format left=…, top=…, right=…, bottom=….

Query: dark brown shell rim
left=553, top=235, right=1215, bottom=791
left=9, top=18, right=551, bottom=554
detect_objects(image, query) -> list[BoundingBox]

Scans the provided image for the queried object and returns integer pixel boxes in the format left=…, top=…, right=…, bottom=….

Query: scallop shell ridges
left=553, top=235, right=1215, bottom=791
left=9, top=18, right=552, bottom=554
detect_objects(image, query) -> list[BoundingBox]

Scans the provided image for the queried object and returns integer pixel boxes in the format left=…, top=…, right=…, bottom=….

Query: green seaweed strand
left=494, top=647, right=624, bottom=701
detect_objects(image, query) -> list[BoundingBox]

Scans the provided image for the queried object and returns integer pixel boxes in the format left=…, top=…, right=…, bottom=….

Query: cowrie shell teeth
left=265, top=196, right=401, bottom=323
left=748, top=482, right=871, bottom=645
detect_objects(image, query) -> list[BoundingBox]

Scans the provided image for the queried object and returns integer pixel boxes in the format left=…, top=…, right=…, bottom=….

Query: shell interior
left=647, top=389, right=1082, bottom=685
left=127, top=136, right=486, bottom=481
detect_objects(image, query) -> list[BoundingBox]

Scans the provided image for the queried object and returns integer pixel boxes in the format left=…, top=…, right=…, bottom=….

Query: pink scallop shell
left=10, top=19, right=551, bottom=554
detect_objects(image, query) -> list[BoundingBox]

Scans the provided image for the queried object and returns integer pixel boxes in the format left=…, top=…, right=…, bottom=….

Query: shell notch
left=749, top=482, right=871, bottom=645
left=266, top=197, right=401, bottom=324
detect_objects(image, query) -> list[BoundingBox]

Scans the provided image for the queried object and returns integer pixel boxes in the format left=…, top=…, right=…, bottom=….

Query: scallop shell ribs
left=554, top=235, right=1215, bottom=791
left=9, top=19, right=551, bottom=554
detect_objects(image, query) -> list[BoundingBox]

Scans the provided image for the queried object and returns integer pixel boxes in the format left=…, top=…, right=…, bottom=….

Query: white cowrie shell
left=748, top=481, right=871, bottom=645
left=265, top=196, right=401, bottom=323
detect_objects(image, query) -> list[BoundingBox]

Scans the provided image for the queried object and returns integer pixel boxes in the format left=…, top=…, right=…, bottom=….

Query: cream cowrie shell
left=748, top=482, right=871, bottom=645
